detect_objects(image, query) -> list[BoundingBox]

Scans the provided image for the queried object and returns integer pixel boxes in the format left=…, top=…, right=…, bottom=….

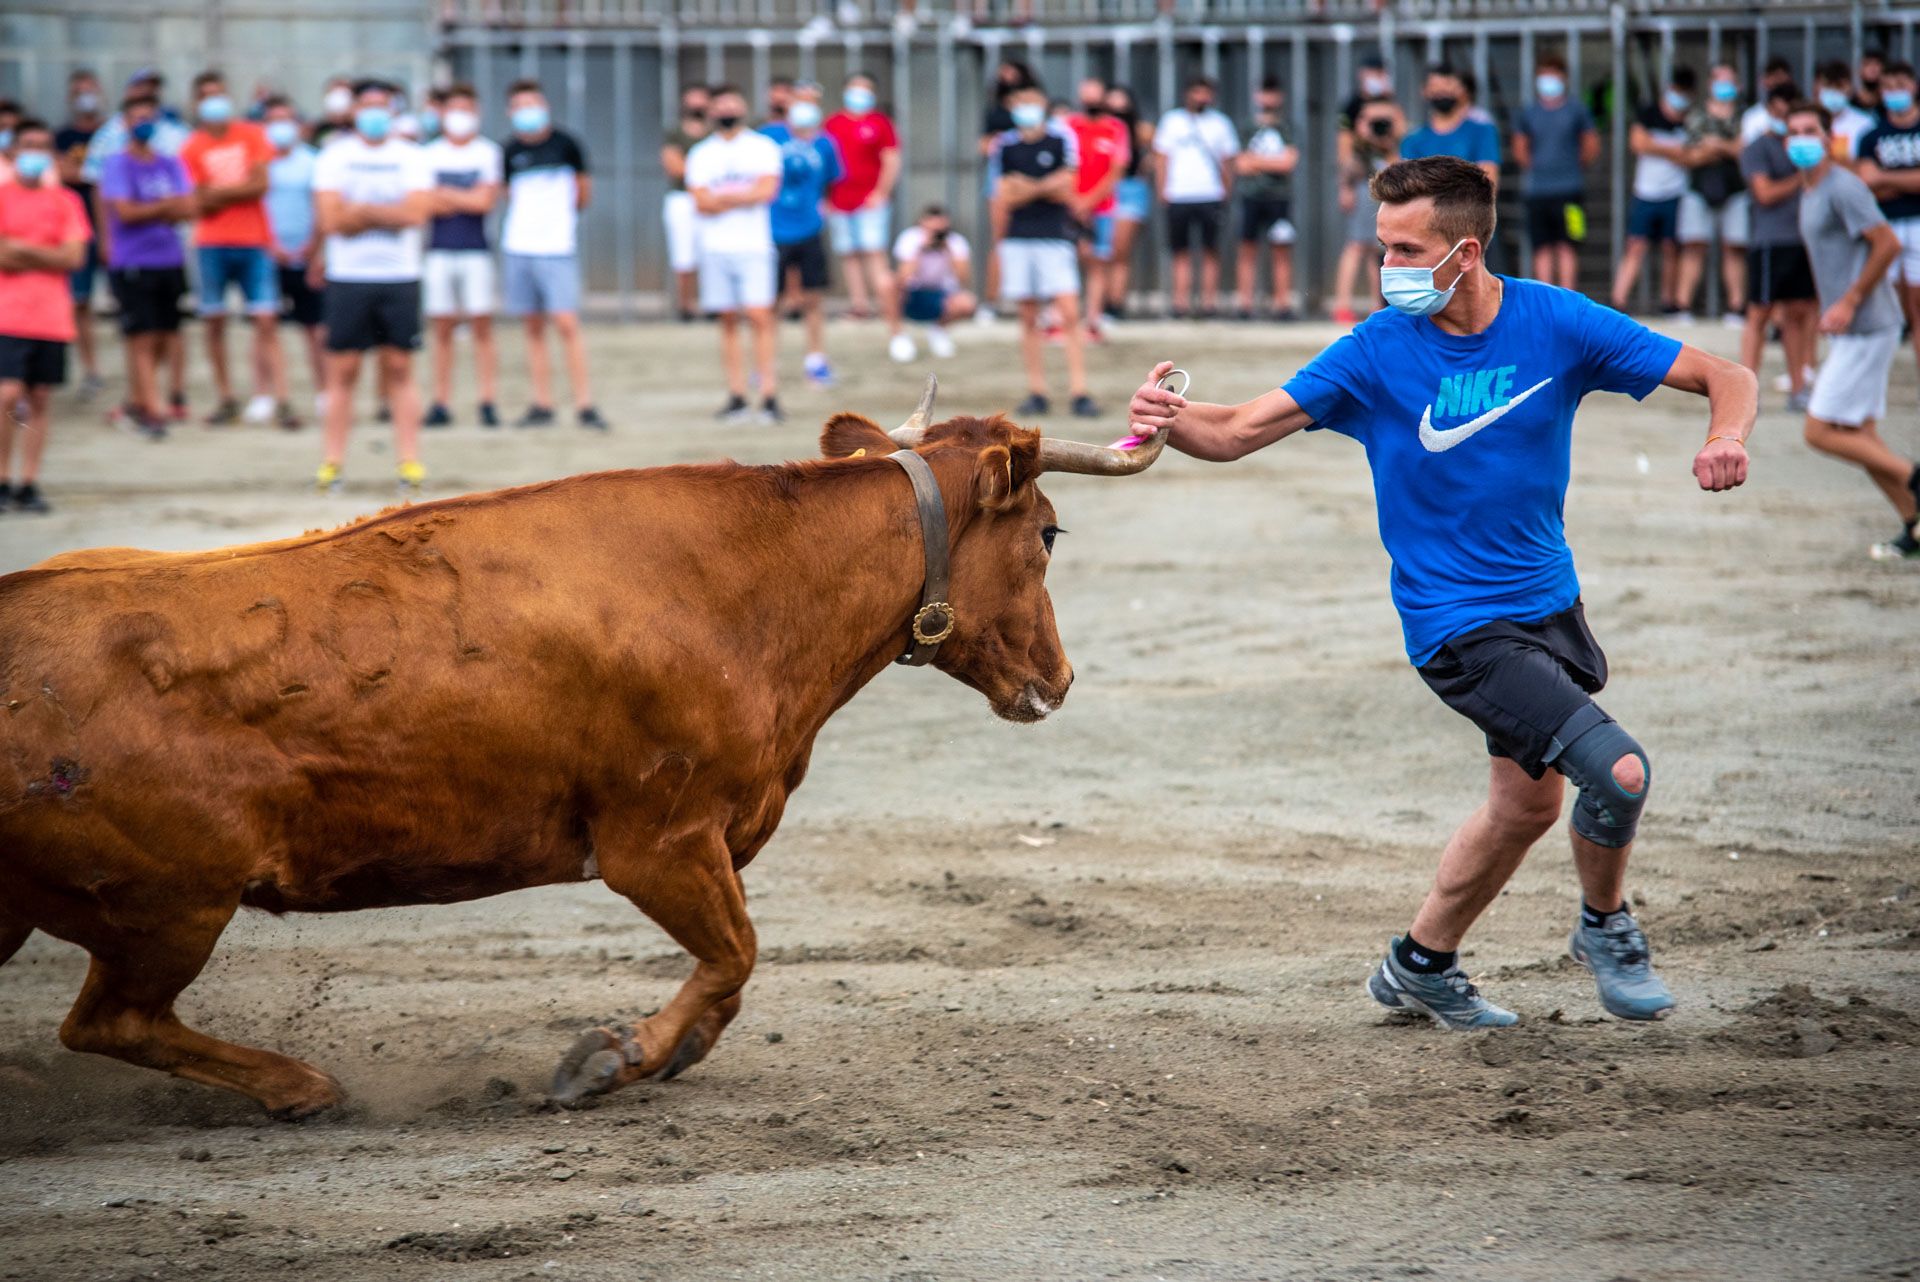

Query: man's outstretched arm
left=1661, top=344, right=1756, bottom=492
left=1126, top=360, right=1316, bottom=462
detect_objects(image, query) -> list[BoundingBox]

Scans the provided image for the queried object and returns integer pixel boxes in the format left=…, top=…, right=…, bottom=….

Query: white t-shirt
left=1738, top=102, right=1775, bottom=145
left=1153, top=108, right=1240, bottom=203
left=312, top=135, right=433, bottom=283
left=1831, top=104, right=1875, bottom=159
left=893, top=226, right=971, bottom=291
left=685, top=130, right=783, bottom=256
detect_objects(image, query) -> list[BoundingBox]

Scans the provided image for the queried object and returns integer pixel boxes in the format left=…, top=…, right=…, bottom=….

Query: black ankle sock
left=1581, top=900, right=1625, bottom=929
left=1395, top=933, right=1455, bottom=975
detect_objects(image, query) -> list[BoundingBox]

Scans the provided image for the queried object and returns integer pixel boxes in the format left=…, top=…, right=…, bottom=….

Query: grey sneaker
left=1367, top=938, right=1519, bottom=1030
left=1569, top=912, right=1675, bottom=1021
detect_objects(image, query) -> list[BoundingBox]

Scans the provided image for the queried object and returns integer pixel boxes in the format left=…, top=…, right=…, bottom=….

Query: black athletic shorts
left=279, top=265, right=325, bottom=328
left=1416, top=602, right=1611, bottom=779
left=1747, top=243, right=1815, bottom=307
left=109, top=266, right=186, bottom=336
left=1166, top=200, right=1224, bottom=252
left=0, top=335, right=67, bottom=389
left=324, top=280, right=423, bottom=353
left=1238, top=195, right=1289, bottom=243
left=775, top=233, right=829, bottom=291
left=1525, top=194, right=1579, bottom=247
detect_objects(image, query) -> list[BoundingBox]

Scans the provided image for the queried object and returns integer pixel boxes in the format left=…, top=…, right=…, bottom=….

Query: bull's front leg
left=550, top=821, right=756, bottom=1104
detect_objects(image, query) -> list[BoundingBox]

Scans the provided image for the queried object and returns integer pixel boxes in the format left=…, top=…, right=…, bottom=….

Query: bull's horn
left=888, top=375, right=938, bottom=446
left=1036, top=427, right=1169, bottom=476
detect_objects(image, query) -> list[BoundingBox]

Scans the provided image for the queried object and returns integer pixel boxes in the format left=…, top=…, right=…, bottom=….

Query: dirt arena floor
left=1, top=314, right=1916, bottom=1282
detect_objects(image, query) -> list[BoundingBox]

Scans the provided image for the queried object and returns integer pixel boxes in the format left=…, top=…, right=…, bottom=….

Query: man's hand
left=1128, top=360, right=1188, bottom=437
left=1692, top=437, right=1748, bottom=492
left=0, top=239, right=24, bottom=271
left=1818, top=298, right=1856, bottom=335
left=305, top=257, right=326, bottom=291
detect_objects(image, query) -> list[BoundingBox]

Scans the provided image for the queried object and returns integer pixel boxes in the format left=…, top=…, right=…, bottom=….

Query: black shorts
left=1526, top=194, right=1580, bottom=247
left=109, top=266, right=186, bottom=336
left=1416, top=602, right=1611, bottom=779
left=279, top=265, right=325, bottom=328
left=1166, top=200, right=1224, bottom=252
left=775, top=234, right=829, bottom=291
left=324, top=280, right=423, bottom=353
left=1747, top=243, right=1816, bottom=307
left=0, top=336, right=67, bottom=389
left=1238, top=195, right=1289, bottom=243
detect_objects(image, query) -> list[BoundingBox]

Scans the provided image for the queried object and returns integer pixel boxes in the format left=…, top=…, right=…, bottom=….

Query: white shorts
left=826, top=206, right=891, bottom=255
left=997, top=238, right=1079, bottom=303
left=422, top=251, right=495, bottom=318
left=664, top=190, right=699, bottom=274
left=1890, top=217, right=1920, bottom=287
left=1806, top=328, right=1899, bottom=426
left=1678, top=191, right=1749, bottom=247
left=698, top=249, right=776, bottom=313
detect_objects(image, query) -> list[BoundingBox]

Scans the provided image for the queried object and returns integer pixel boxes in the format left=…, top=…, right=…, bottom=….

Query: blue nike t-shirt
left=759, top=122, right=842, bottom=246
left=1281, top=278, right=1682, bottom=666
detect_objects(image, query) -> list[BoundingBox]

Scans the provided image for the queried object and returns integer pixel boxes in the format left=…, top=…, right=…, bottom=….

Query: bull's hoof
left=660, top=1027, right=710, bottom=1082
left=265, top=1070, right=346, bottom=1121
left=550, top=1028, right=628, bottom=1105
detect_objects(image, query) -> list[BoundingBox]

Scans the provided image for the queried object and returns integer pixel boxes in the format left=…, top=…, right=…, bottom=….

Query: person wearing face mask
left=979, top=60, right=1037, bottom=318
left=57, top=70, right=108, bottom=398
left=1331, top=94, right=1405, bottom=325
left=1783, top=102, right=1915, bottom=562
left=823, top=73, right=904, bottom=354
left=311, top=79, right=435, bottom=496
left=1233, top=78, right=1298, bottom=320
left=661, top=85, right=710, bottom=323
left=1856, top=61, right=1920, bottom=384
left=1100, top=84, right=1152, bottom=323
left=1856, top=50, right=1887, bottom=116
left=685, top=85, right=783, bottom=424
left=500, top=79, right=605, bottom=431
left=1813, top=62, right=1875, bottom=164
left=81, top=71, right=189, bottom=189
left=1400, top=65, right=1501, bottom=188
left=420, top=86, right=503, bottom=429
left=1739, top=85, right=1819, bottom=409
left=1514, top=54, right=1598, bottom=292
left=891, top=204, right=976, bottom=358
left=1739, top=58, right=1796, bottom=145
left=313, top=77, right=357, bottom=150
left=760, top=92, right=843, bottom=389
left=261, top=96, right=325, bottom=422
left=1066, top=76, right=1130, bottom=335
left=1154, top=76, right=1241, bottom=318
left=1678, top=63, right=1750, bottom=326
left=99, top=94, right=193, bottom=439
left=0, top=119, right=93, bottom=514
left=0, top=100, right=22, bottom=185
left=1125, top=154, right=1758, bottom=1032
left=1608, top=67, right=1697, bottom=318
left=181, top=69, right=285, bottom=428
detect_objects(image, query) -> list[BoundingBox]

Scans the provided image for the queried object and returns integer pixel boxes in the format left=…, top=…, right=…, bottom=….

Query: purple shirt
left=99, top=151, right=190, bottom=269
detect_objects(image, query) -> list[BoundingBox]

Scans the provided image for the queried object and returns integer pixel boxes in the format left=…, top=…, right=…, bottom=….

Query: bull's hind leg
left=551, top=826, right=756, bottom=1103
left=60, top=902, right=343, bottom=1119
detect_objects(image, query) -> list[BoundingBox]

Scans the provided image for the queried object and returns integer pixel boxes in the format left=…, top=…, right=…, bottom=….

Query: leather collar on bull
left=887, top=448, right=956, bottom=666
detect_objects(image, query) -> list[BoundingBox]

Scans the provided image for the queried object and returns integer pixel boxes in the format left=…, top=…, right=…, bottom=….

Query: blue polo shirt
left=759, top=122, right=841, bottom=246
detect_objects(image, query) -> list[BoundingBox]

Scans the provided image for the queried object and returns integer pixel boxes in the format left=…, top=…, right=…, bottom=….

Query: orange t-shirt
left=0, top=183, right=91, bottom=341
left=181, top=122, right=273, bottom=247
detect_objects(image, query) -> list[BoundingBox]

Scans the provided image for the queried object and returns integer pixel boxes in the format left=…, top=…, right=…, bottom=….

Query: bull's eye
left=1040, top=525, right=1063, bottom=554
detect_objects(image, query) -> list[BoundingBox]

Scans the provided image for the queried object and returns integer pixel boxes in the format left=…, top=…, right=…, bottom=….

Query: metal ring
left=911, top=602, right=956, bottom=646
left=1156, top=368, right=1191, bottom=398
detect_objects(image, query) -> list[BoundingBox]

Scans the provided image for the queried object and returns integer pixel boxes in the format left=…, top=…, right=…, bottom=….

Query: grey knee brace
left=1547, top=706, right=1650, bottom=849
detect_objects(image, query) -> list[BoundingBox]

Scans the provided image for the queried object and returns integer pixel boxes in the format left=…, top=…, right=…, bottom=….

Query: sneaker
left=1367, top=938, right=1519, bottom=1030
left=374, top=402, right=391, bottom=424
left=1273, top=307, right=1299, bottom=322
left=78, top=372, right=105, bottom=402
left=1014, top=393, right=1051, bottom=417
left=757, top=396, right=785, bottom=425
left=1331, top=305, right=1358, bottom=325
left=888, top=332, right=916, bottom=363
left=1081, top=321, right=1106, bottom=346
left=243, top=393, right=276, bottom=424
left=1869, top=529, right=1920, bottom=562
left=204, top=397, right=242, bottom=427
left=1721, top=311, right=1745, bottom=329
left=1661, top=308, right=1693, bottom=326
left=316, top=461, right=344, bottom=495
left=715, top=394, right=752, bottom=424
left=423, top=402, right=452, bottom=428
left=1786, top=388, right=1812, bottom=413
left=170, top=391, right=190, bottom=422
left=515, top=405, right=556, bottom=429
left=804, top=352, right=836, bottom=387
left=0, top=481, right=9, bottom=510
left=926, top=326, right=956, bottom=359
left=577, top=406, right=610, bottom=432
left=10, top=481, right=48, bottom=514
left=478, top=401, right=500, bottom=428
left=1569, top=912, right=1675, bottom=1021
left=275, top=401, right=302, bottom=431
left=1070, top=393, right=1100, bottom=418
left=974, top=304, right=997, bottom=326
left=396, top=459, right=426, bottom=496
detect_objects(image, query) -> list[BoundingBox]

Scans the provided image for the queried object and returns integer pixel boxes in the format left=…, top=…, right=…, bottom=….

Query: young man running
left=1126, top=156, right=1757, bottom=1029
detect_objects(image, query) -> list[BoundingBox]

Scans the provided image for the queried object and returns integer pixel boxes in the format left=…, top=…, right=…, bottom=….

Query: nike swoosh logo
left=1418, top=377, right=1554, bottom=453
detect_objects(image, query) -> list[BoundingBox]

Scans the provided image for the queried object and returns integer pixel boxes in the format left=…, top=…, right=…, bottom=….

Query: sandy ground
left=1, top=314, right=1916, bottom=1282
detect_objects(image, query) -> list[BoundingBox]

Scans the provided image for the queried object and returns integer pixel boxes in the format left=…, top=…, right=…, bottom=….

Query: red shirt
left=821, top=111, right=898, bottom=213
left=1068, top=113, right=1131, bottom=215
left=0, top=183, right=91, bottom=342
left=180, top=122, right=274, bottom=247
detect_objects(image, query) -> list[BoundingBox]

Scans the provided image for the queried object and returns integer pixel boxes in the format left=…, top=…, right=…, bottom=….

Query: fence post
left=1609, top=1, right=1626, bottom=308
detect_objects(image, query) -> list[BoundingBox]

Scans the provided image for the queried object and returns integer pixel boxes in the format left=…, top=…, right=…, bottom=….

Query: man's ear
left=821, top=413, right=898, bottom=459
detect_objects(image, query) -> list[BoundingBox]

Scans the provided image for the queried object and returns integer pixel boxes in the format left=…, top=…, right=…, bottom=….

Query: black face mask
left=1863, top=72, right=1882, bottom=88
left=683, top=109, right=706, bottom=123
left=712, top=113, right=741, bottom=130
left=1428, top=94, right=1460, bottom=114
left=1080, top=100, right=1104, bottom=115
left=1368, top=117, right=1394, bottom=139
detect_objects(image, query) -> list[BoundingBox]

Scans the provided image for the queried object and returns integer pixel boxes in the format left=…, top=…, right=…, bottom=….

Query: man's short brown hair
left=1369, top=155, right=1497, bottom=245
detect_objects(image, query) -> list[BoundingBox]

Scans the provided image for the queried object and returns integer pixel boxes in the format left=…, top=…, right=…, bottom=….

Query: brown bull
left=0, top=381, right=1163, bottom=1117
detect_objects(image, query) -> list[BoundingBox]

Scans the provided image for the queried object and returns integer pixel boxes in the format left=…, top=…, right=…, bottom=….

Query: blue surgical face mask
left=1818, top=87, right=1849, bottom=114
left=0, top=130, right=12, bottom=151
left=12, top=150, right=50, bottom=182
left=511, top=104, right=549, bottom=136
left=1768, top=116, right=1789, bottom=136
left=265, top=118, right=299, bottom=150
left=1011, top=102, right=1045, bottom=130
left=130, top=119, right=156, bottom=144
left=199, top=94, right=234, bottom=125
left=1663, top=89, right=1690, bottom=114
left=1886, top=89, right=1916, bottom=115
left=788, top=100, right=821, bottom=130
left=1785, top=135, right=1827, bottom=169
left=844, top=86, right=876, bottom=114
left=355, top=106, right=392, bottom=140
left=1381, top=239, right=1469, bottom=317
left=1535, top=74, right=1565, bottom=100
left=1711, top=80, right=1739, bottom=102
left=419, top=107, right=440, bottom=139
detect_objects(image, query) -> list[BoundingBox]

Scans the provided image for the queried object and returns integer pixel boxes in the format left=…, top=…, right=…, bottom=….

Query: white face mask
left=442, top=108, right=479, bottom=139
left=1380, top=239, right=1469, bottom=317
left=324, top=86, right=353, bottom=117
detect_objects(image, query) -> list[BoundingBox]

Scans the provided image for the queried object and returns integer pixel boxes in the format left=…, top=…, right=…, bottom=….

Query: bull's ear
left=821, top=413, right=897, bottom=459
left=975, top=444, right=1017, bottom=511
